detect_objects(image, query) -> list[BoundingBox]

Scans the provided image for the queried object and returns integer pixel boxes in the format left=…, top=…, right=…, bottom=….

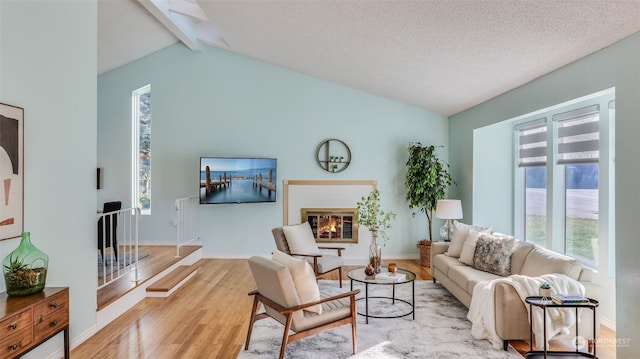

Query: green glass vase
left=2, top=232, right=49, bottom=296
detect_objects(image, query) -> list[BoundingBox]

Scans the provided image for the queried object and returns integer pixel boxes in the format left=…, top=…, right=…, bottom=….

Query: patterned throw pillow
left=472, top=233, right=516, bottom=276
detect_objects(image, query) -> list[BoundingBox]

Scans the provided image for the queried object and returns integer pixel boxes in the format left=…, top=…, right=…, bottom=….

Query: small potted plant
left=539, top=282, right=551, bottom=300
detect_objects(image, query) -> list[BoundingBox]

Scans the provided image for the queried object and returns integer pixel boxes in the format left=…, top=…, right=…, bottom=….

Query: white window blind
left=553, top=104, right=599, bottom=164
left=516, top=118, right=547, bottom=167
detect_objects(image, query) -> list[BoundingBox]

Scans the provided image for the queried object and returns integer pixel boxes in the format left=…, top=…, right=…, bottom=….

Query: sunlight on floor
left=353, top=341, right=397, bottom=358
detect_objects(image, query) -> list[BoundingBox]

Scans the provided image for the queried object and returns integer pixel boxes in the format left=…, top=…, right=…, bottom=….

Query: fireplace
left=301, top=208, right=358, bottom=244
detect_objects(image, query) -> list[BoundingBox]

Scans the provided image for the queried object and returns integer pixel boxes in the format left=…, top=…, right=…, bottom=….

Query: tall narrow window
left=554, top=105, right=600, bottom=265
left=516, top=119, right=547, bottom=246
left=133, top=85, right=151, bottom=214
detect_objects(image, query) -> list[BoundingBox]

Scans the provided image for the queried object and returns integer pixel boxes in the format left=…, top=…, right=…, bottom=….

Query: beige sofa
left=431, top=238, right=598, bottom=350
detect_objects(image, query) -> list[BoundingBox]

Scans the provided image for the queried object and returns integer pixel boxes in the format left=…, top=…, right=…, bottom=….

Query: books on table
left=375, top=272, right=406, bottom=282
left=551, top=293, right=589, bottom=305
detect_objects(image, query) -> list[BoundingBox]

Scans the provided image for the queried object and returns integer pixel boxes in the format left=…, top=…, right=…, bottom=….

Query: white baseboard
left=600, top=316, right=616, bottom=331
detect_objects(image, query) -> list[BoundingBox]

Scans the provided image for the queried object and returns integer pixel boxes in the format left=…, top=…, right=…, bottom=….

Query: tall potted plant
left=405, top=143, right=454, bottom=243
left=357, top=188, right=396, bottom=273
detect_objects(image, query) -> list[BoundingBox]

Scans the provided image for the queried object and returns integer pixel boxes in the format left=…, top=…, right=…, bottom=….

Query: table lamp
left=435, top=199, right=463, bottom=241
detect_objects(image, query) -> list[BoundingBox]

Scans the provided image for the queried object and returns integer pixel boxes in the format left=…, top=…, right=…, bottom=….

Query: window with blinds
left=553, top=104, right=600, bottom=164
left=516, top=118, right=547, bottom=167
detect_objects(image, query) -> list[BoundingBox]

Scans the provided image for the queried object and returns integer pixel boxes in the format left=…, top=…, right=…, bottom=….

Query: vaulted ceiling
left=98, top=0, right=640, bottom=116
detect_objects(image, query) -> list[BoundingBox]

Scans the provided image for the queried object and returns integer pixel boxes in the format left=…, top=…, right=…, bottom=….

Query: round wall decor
left=316, top=139, right=351, bottom=173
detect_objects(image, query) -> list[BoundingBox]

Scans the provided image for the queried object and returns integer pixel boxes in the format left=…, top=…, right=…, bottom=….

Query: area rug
left=237, top=280, right=522, bottom=359
left=97, top=252, right=148, bottom=278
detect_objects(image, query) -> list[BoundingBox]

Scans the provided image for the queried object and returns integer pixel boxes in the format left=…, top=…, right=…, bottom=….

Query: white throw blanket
left=467, top=273, right=585, bottom=349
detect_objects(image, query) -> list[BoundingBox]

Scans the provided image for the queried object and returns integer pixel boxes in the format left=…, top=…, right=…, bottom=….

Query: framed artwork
left=0, top=103, right=24, bottom=240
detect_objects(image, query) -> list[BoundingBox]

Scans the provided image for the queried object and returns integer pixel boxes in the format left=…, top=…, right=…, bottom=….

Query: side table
left=0, top=287, right=69, bottom=359
left=524, top=296, right=598, bottom=359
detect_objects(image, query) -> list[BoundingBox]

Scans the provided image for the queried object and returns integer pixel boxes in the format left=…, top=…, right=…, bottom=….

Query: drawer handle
left=9, top=323, right=17, bottom=330
left=9, top=343, right=18, bottom=351
left=50, top=320, right=58, bottom=327
left=50, top=302, right=58, bottom=309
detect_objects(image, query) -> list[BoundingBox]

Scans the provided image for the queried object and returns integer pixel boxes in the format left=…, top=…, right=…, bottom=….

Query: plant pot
left=539, top=287, right=551, bottom=299
left=2, top=232, right=49, bottom=296
left=417, top=242, right=431, bottom=267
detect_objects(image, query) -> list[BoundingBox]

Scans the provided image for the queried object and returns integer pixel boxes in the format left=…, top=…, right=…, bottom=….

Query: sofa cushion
left=272, top=249, right=322, bottom=314
left=446, top=221, right=492, bottom=258
left=472, top=234, right=515, bottom=276
left=510, top=240, right=536, bottom=274
left=433, top=252, right=466, bottom=278
left=520, top=246, right=582, bottom=280
left=448, top=265, right=501, bottom=294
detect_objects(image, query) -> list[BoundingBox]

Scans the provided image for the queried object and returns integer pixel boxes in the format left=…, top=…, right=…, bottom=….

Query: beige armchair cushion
left=272, top=250, right=322, bottom=314
left=282, top=222, right=321, bottom=255
left=247, top=255, right=303, bottom=325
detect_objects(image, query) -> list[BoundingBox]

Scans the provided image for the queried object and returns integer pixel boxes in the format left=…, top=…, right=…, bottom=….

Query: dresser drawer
left=0, top=327, right=33, bottom=359
left=34, top=310, right=69, bottom=343
left=0, top=309, right=32, bottom=337
left=33, top=289, right=69, bottom=323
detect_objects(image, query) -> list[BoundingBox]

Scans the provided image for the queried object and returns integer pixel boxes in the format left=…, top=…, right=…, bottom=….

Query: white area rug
left=238, top=280, right=522, bottom=359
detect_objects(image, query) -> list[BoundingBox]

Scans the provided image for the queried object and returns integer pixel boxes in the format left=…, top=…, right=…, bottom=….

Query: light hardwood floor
left=74, top=256, right=616, bottom=358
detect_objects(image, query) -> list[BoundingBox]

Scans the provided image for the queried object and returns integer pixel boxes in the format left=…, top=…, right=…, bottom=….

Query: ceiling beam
left=137, top=0, right=201, bottom=51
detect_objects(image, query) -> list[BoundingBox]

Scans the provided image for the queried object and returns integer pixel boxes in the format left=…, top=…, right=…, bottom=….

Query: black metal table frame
left=524, top=296, right=599, bottom=359
left=348, top=268, right=415, bottom=324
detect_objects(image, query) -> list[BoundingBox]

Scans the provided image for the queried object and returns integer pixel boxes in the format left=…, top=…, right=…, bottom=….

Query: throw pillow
left=446, top=221, right=492, bottom=258
left=472, top=233, right=516, bottom=276
left=282, top=222, right=321, bottom=256
left=520, top=246, right=582, bottom=280
left=458, top=229, right=480, bottom=266
left=272, top=249, right=322, bottom=314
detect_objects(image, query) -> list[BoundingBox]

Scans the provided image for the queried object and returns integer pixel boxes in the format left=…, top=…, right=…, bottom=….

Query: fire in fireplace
left=301, top=208, right=358, bottom=244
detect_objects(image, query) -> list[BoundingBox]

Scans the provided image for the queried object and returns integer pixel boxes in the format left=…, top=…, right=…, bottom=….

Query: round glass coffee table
left=347, top=267, right=416, bottom=324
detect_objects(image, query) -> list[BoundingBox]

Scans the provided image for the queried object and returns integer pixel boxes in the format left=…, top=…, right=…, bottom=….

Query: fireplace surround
left=301, top=208, right=358, bottom=244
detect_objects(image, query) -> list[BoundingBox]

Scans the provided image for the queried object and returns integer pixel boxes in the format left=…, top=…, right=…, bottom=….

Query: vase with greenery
left=357, top=188, right=396, bottom=273
left=405, top=143, right=454, bottom=242
left=2, top=232, right=49, bottom=296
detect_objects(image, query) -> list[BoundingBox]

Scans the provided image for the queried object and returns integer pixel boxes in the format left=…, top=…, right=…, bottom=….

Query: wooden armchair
left=272, top=225, right=345, bottom=287
left=245, top=255, right=359, bottom=359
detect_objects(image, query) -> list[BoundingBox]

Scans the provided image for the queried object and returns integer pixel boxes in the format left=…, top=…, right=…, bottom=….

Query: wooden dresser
left=0, top=287, right=69, bottom=359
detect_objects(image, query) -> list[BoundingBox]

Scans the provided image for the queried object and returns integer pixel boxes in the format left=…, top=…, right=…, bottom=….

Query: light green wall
left=97, top=44, right=448, bottom=259
left=450, top=32, right=640, bottom=356
left=472, top=120, right=513, bottom=233
left=0, top=0, right=97, bottom=357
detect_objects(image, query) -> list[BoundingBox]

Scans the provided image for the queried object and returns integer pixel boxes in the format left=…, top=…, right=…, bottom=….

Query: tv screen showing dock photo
left=199, top=157, right=277, bottom=204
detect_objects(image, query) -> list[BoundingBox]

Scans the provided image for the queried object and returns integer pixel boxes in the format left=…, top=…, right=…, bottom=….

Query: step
left=146, top=265, right=197, bottom=297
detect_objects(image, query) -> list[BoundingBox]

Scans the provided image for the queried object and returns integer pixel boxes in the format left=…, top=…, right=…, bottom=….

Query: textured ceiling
left=98, top=0, right=640, bottom=116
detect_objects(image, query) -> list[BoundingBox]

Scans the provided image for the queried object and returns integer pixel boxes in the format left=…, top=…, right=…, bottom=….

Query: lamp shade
left=435, top=199, right=463, bottom=219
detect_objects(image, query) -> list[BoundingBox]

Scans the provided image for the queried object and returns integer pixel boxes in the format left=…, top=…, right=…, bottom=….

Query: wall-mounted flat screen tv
left=199, top=157, right=277, bottom=204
